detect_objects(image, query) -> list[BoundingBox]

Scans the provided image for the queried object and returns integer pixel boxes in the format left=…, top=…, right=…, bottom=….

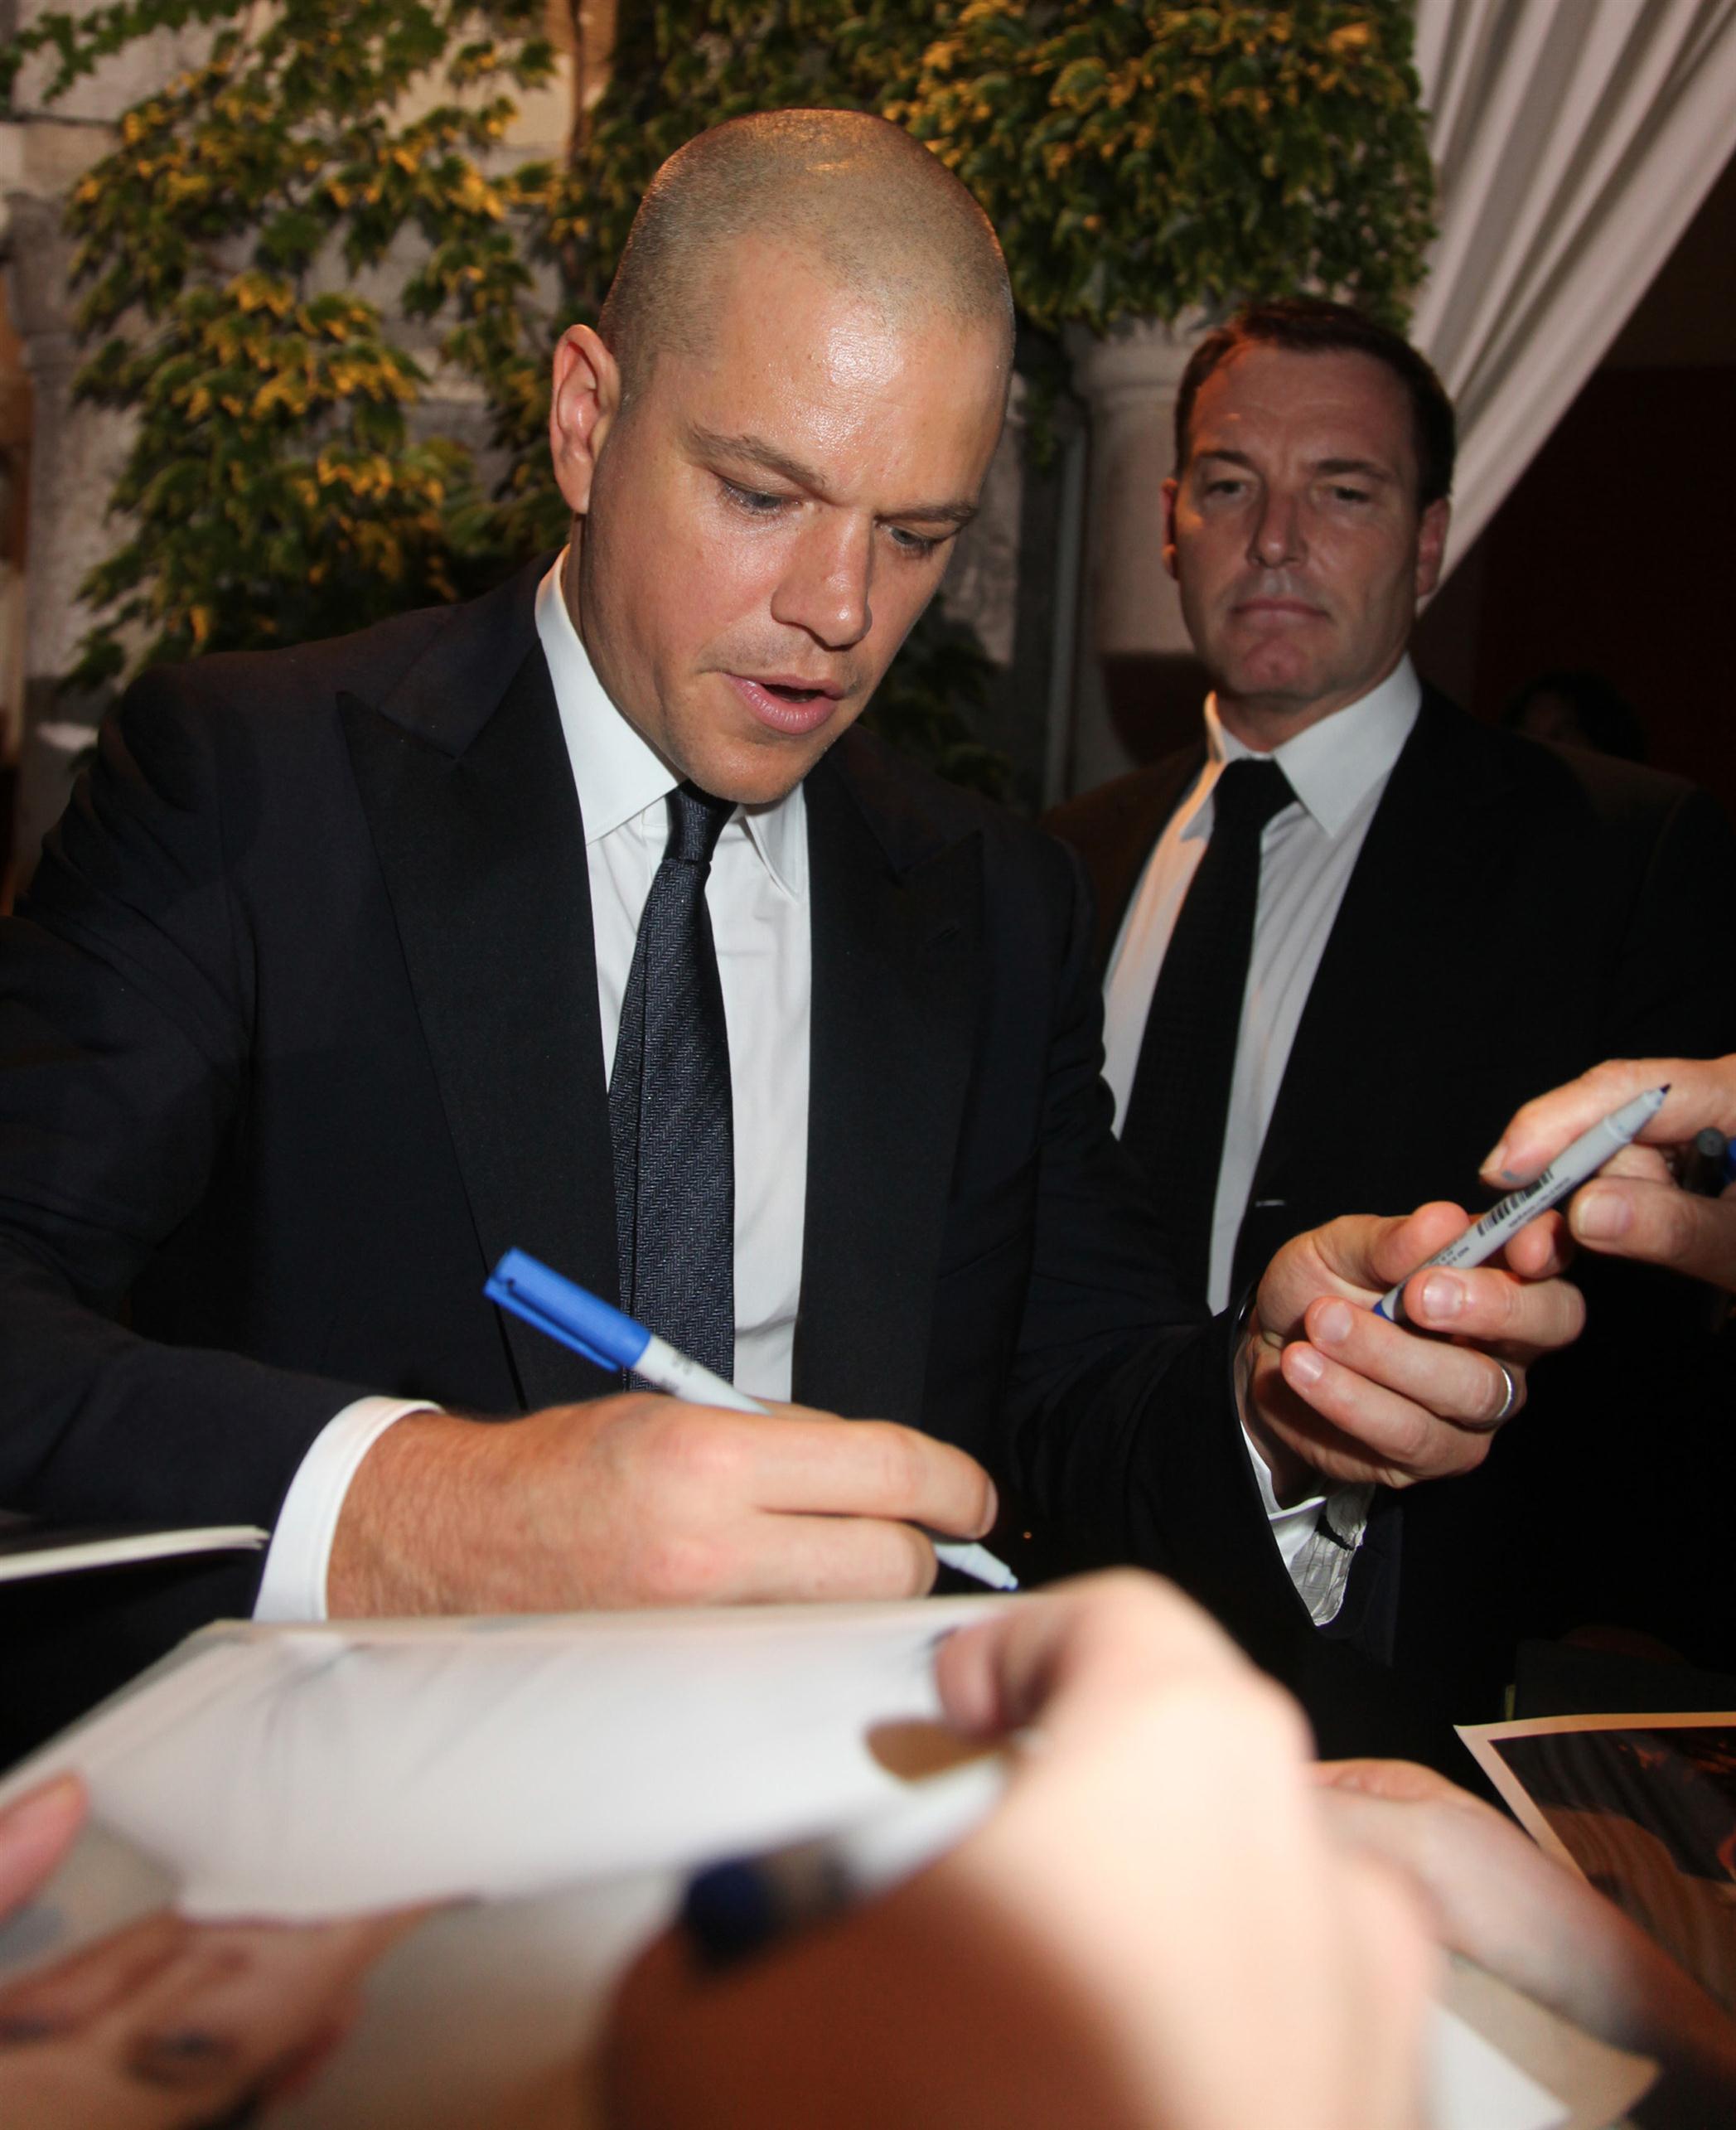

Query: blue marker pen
left=486, top=1250, right=1021, bottom=1593
left=683, top=1751, right=1008, bottom=1968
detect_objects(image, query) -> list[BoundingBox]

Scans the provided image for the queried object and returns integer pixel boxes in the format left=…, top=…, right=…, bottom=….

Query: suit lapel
left=1076, top=749, right=1205, bottom=971
left=795, top=741, right=985, bottom=1421
left=339, top=565, right=619, bottom=1410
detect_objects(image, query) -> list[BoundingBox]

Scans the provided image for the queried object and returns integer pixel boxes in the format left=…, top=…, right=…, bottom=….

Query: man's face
left=1163, top=343, right=1449, bottom=736
left=551, top=240, right=1008, bottom=805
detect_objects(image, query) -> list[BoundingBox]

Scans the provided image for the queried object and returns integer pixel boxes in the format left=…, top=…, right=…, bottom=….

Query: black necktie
left=609, top=782, right=737, bottom=1382
left=1119, top=756, right=1296, bottom=1304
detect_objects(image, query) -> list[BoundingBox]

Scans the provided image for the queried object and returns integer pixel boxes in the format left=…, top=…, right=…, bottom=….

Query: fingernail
left=1481, top=1139, right=1507, bottom=1176
left=1286, top=1344, right=1325, bottom=1387
left=1572, top=1188, right=1631, bottom=1242
left=1313, top=1300, right=1352, bottom=1347
left=0, top=1773, right=82, bottom=1839
left=1419, top=1273, right=1465, bottom=1320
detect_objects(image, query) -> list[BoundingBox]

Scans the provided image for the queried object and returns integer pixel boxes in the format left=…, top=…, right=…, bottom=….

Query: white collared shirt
left=1100, top=657, right=1421, bottom=1619
left=537, top=557, right=811, bottom=1399
left=1104, top=658, right=1421, bottom=1309
left=258, top=556, right=810, bottom=1618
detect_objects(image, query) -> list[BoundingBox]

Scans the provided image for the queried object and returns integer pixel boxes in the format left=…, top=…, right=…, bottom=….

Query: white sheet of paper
left=1430, top=2001, right=1568, bottom=2130
left=0, top=1600, right=1006, bottom=1918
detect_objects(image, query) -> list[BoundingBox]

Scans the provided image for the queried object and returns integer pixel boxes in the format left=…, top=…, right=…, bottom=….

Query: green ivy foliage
left=5, top=0, right=559, bottom=683
left=4, top=0, right=1432, bottom=791
left=895, top=2, right=1434, bottom=334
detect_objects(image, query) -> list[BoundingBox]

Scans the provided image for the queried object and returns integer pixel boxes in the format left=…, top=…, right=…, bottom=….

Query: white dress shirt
left=258, top=555, right=810, bottom=1618
left=1100, top=658, right=1422, bottom=1622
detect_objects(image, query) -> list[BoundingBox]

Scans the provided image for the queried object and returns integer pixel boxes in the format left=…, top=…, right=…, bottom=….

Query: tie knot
left=1211, top=756, right=1295, bottom=838
left=666, top=782, right=735, bottom=866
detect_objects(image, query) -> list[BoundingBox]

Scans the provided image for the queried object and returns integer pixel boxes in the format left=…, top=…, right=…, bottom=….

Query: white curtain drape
left=1413, top=0, right=1736, bottom=567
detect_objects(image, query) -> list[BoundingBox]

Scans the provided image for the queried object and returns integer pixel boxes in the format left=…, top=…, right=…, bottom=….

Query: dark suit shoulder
left=110, top=557, right=549, bottom=751
left=1414, top=685, right=1719, bottom=830
left=121, top=602, right=452, bottom=724
left=1040, top=748, right=1206, bottom=974
left=824, top=725, right=1078, bottom=898
left=1042, top=747, right=1201, bottom=851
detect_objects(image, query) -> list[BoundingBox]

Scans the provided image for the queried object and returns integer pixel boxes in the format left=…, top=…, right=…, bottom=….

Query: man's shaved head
left=597, top=109, right=1014, bottom=399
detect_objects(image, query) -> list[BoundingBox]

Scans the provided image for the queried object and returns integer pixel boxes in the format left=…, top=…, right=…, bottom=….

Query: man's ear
left=549, top=325, right=623, bottom=516
left=1415, top=496, right=1450, bottom=600
left=1161, top=477, right=1181, bottom=583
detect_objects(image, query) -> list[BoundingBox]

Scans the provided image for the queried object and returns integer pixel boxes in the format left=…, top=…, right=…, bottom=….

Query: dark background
left=1414, top=152, right=1736, bottom=817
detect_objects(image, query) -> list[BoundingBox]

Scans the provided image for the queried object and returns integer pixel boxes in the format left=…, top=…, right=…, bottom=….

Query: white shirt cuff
left=1240, top=1422, right=1375, bottom=1628
left=253, top=1397, right=441, bottom=1623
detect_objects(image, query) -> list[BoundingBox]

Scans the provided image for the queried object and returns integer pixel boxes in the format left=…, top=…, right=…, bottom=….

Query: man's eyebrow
left=1193, top=448, right=1395, bottom=484
left=689, top=424, right=826, bottom=493
left=1314, top=457, right=1395, bottom=482
left=687, top=424, right=978, bottom=527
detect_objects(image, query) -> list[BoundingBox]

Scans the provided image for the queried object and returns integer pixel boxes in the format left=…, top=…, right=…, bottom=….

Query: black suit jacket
left=1048, top=685, right=1736, bottom=1706
left=6, top=559, right=1415, bottom=1754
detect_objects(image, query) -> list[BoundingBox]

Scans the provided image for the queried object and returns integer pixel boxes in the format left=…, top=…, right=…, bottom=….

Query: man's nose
left=771, top=520, right=873, bottom=649
left=1248, top=490, right=1304, bottom=569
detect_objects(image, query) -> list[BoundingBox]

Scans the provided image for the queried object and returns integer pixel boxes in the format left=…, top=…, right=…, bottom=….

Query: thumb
left=0, top=1774, right=86, bottom=1912
left=1570, top=1179, right=1736, bottom=1293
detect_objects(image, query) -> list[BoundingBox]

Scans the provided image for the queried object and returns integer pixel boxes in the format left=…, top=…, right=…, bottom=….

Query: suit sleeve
left=0, top=675, right=369, bottom=1564
left=994, top=841, right=1322, bottom=1678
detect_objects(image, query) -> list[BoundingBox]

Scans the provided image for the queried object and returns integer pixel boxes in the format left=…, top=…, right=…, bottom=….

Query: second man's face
left=556, top=240, right=1008, bottom=806
left=1164, top=342, right=1449, bottom=738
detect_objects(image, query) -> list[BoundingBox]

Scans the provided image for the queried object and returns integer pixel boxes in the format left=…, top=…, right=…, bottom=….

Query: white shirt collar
left=534, top=551, right=805, bottom=898
left=1196, top=656, right=1421, bottom=841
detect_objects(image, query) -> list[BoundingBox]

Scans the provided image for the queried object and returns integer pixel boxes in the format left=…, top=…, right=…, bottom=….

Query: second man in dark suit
left=1049, top=299, right=1736, bottom=1711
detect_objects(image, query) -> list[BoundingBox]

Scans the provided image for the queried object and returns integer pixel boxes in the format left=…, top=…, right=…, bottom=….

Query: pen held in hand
left=485, top=1249, right=1020, bottom=1593
left=1371, top=1084, right=1670, bottom=1324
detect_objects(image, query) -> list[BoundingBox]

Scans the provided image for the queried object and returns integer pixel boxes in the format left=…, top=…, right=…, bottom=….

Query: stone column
left=944, top=371, right=1024, bottom=671
left=1063, top=312, right=1212, bottom=792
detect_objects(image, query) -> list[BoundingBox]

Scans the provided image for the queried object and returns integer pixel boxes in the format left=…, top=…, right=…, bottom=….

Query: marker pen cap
left=486, top=1249, right=650, bottom=1373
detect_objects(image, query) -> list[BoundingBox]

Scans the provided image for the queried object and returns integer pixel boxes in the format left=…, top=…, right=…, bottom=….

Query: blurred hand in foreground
left=0, top=1774, right=417, bottom=2128
left=1483, top=1055, right=1736, bottom=1294
left=1317, top=1756, right=1736, bottom=2128
left=603, top=1571, right=1434, bottom=2130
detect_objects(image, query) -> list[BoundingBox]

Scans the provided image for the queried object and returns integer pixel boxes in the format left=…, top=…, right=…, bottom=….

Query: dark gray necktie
left=1119, top=756, right=1296, bottom=1304
left=609, top=782, right=736, bottom=1382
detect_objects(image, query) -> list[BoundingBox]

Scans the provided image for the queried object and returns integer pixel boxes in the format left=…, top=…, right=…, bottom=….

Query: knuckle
left=631, top=1528, right=725, bottom=1604
left=900, top=1525, right=938, bottom=1596
left=646, top=1410, right=746, bottom=1492
left=1384, top=1405, right=1435, bottom=1470
left=861, top=1421, right=931, bottom=1505
left=1660, top=1192, right=1705, bottom=1256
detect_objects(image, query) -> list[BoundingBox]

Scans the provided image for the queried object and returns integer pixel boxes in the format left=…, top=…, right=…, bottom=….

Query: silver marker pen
left=1371, top=1083, right=1669, bottom=1321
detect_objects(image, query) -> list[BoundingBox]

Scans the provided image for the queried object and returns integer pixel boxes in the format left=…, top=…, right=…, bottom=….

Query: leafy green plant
left=4, top=0, right=560, bottom=684
left=863, top=598, right=1008, bottom=800
left=2, top=0, right=1432, bottom=796
left=894, top=2, right=1435, bottom=334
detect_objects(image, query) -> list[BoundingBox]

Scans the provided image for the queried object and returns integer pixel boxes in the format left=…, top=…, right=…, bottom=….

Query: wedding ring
left=1489, top=1359, right=1520, bottom=1426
